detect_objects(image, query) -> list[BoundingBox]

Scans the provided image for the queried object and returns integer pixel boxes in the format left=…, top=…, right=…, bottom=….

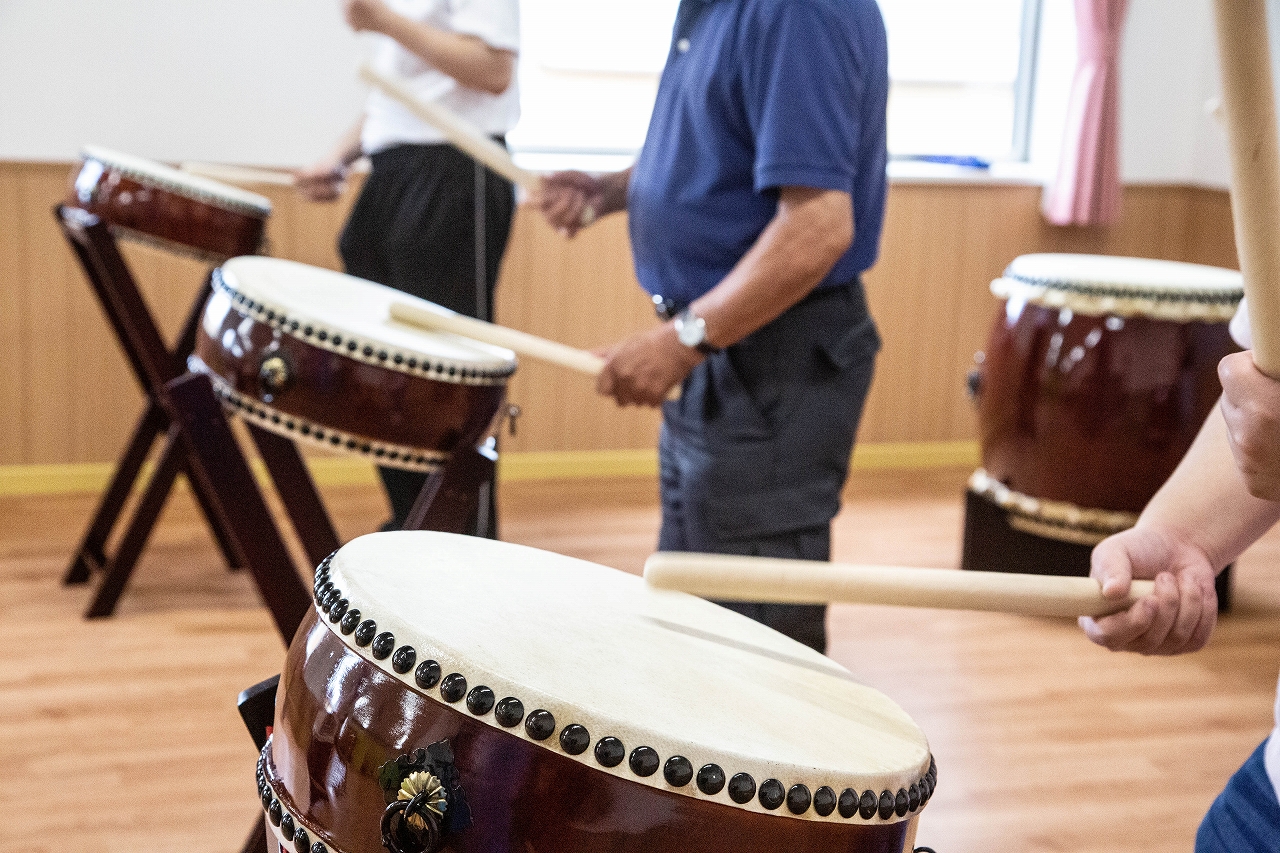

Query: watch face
left=676, top=310, right=705, bottom=347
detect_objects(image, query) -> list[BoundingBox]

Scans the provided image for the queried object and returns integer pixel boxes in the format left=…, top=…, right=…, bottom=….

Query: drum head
left=996, top=254, right=1243, bottom=319
left=215, top=256, right=517, bottom=377
left=322, top=532, right=932, bottom=819
left=78, top=145, right=272, bottom=216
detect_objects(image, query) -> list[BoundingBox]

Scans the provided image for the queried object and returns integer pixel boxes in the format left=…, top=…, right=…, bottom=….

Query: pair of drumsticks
left=192, top=2, right=1280, bottom=621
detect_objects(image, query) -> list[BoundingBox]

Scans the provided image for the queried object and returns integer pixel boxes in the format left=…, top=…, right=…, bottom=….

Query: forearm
left=329, top=118, right=366, bottom=168
left=1138, top=401, right=1280, bottom=569
left=596, top=168, right=632, bottom=217
left=690, top=187, right=852, bottom=348
left=375, top=14, right=514, bottom=95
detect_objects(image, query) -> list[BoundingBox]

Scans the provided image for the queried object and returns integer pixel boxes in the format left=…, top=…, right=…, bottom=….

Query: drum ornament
left=377, top=743, right=470, bottom=853
left=257, top=351, right=295, bottom=399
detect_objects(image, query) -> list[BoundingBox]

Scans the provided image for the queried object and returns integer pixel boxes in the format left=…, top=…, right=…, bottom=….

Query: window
left=509, top=0, right=1042, bottom=170
left=880, top=0, right=1041, bottom=161
left=508, top=0, right=678, bottom=172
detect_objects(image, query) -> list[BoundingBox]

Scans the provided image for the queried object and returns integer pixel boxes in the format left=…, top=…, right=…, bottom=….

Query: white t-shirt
left=361, top=0, right=520, bottom=155
left=1228, top=299, right=1280, bottom=800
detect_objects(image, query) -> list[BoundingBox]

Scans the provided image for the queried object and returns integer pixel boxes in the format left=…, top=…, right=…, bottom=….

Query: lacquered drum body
left=969, top=254, right=1241, bottom=547
left=256, top=533, right=935, bottom=853
left=192, top=258, right=516, bottom=472
left=978, top=300, right=1234, bottom=512
left=67, top=145, right=270, bottom=260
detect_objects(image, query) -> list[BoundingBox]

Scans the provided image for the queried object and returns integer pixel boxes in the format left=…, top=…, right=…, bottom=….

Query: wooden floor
left=1, top=468, right=1277, bottom=853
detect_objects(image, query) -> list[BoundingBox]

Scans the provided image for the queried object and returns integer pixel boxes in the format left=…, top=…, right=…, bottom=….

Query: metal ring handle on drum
left=257, top=349, right=295, bottom=401
left=381, top=792, right=444, bottom=853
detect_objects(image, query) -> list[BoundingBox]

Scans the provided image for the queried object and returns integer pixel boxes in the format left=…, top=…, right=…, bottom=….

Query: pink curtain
left=1042, top=0, right=1130, bottom=226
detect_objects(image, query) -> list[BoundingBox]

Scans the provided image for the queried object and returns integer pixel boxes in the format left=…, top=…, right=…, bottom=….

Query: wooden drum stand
left=57, top=147, right=331, bottom=640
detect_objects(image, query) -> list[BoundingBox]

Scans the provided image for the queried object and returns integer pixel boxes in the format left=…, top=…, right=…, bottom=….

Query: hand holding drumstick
left=294, top=120, right=364, bottom=203
left=533, top=168, right=632, bottom=238
left=1081, top=0, right=1280, bottom=657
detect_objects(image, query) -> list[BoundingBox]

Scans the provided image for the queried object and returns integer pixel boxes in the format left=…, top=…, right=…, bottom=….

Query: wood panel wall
left=0, top=160, right=1237, bottom=466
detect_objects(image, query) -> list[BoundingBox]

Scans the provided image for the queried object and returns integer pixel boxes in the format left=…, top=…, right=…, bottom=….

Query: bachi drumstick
left=180, top=162, right=298, bottom=187
left=358, top=62, right=597, bottom=226
left=643, top=552, right=1156, bottom=619
left=1212, top=0, right=1280, bottom=375
left=359, top=63, right=540, bottom=193
left=390, top=299, right=605, bottom=377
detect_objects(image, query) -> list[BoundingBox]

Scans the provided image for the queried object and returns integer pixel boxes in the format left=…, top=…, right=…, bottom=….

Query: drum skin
left=193, top=293, right=505, bottom=459
left=264, top=608, right=913, bottom=853
left=66, top=160, right=266, bottom=259
left=975, top=300, right=1236, bottom=513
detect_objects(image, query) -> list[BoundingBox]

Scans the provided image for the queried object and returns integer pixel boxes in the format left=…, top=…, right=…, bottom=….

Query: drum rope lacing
left=210, top=269, right=516, bottom=386
left=189, top=359, right=449, bottom=472
left=306, top=551, right=938, bottom=825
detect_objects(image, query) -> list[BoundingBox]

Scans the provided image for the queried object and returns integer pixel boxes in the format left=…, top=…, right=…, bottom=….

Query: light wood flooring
left=1, top=468, right=1277, bottom=853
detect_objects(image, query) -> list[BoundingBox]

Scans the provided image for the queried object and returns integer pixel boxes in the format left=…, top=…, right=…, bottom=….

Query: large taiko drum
left=67, top=145, right=271, bottom=260
left=963, top=253, right=1242, bottom=576
left=189, top=257, right=517, bottom=472
left=256, top=532, right=936, bottom=853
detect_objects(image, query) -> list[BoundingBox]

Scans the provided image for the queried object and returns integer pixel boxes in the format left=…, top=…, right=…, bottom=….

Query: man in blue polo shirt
left=537, top=0, right=888, bottom=653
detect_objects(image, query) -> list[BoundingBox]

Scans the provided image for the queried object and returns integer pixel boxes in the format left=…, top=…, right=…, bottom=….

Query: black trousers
left=657, top=279, right=880, bottom=653
left=339, top=143, right=516, bottom=531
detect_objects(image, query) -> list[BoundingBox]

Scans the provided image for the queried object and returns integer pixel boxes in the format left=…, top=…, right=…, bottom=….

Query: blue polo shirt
left=628, top=0, right=888, bottom=306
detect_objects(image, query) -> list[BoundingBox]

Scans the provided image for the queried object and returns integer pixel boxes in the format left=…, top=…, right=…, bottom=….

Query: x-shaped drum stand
left=56, top=205, right=325, bottom=640
left=58, top=204, right=500, bottom=640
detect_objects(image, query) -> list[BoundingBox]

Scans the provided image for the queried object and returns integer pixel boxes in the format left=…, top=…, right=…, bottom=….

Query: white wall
left=0, top=1, right=368, bottom=166
left=1118, top=0, right=1217, bottom=185
left=1116, top=0, right=1280, bottom=189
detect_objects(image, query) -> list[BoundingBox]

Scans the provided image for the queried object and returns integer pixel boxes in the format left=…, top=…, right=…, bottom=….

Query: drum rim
left=210, top=266, right=516, bottom=386
left=79, top=144, right=273, bottom=217
left=967, top=469, right=1138, bottom=544
left=257, top=734, right=930, bottom=853
left=1002, top=253, right=1243, bottom=302
left=258, top=748, right=349, bottom=853
left=309, top=538, right=937, bottom=824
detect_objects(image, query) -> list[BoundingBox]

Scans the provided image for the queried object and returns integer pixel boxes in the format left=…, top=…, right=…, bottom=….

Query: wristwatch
left=673, top=307, right=719, bottom=355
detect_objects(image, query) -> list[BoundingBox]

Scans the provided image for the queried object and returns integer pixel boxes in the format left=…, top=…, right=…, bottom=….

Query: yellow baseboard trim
left=498, top=449, right=658, bottom=481
left=0, top=458, right=383, bottom=498
left=0, top=441, right=979, bottom=497
left=850, top=440, right=980, bottom=471
left=0, top=462, right=120, bottom=497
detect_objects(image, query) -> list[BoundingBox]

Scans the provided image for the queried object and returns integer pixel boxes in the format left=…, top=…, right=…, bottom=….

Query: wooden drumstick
left=390, top=299, right=605, bottom=376
left=358, top=63, right=598, bottom=227
left=392, top=300, right=681, bottom=401
left=359, top=63, right=540, bottom=192
left=643, top=552, right=1157, bottom=619
left=1213, top=0, right=1280, bottom=376
left=180, top=162, right=297, bottom=187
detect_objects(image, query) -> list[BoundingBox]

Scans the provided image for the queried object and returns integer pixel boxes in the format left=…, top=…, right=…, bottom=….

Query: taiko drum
left=257, top=532, right=936, bottom=853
